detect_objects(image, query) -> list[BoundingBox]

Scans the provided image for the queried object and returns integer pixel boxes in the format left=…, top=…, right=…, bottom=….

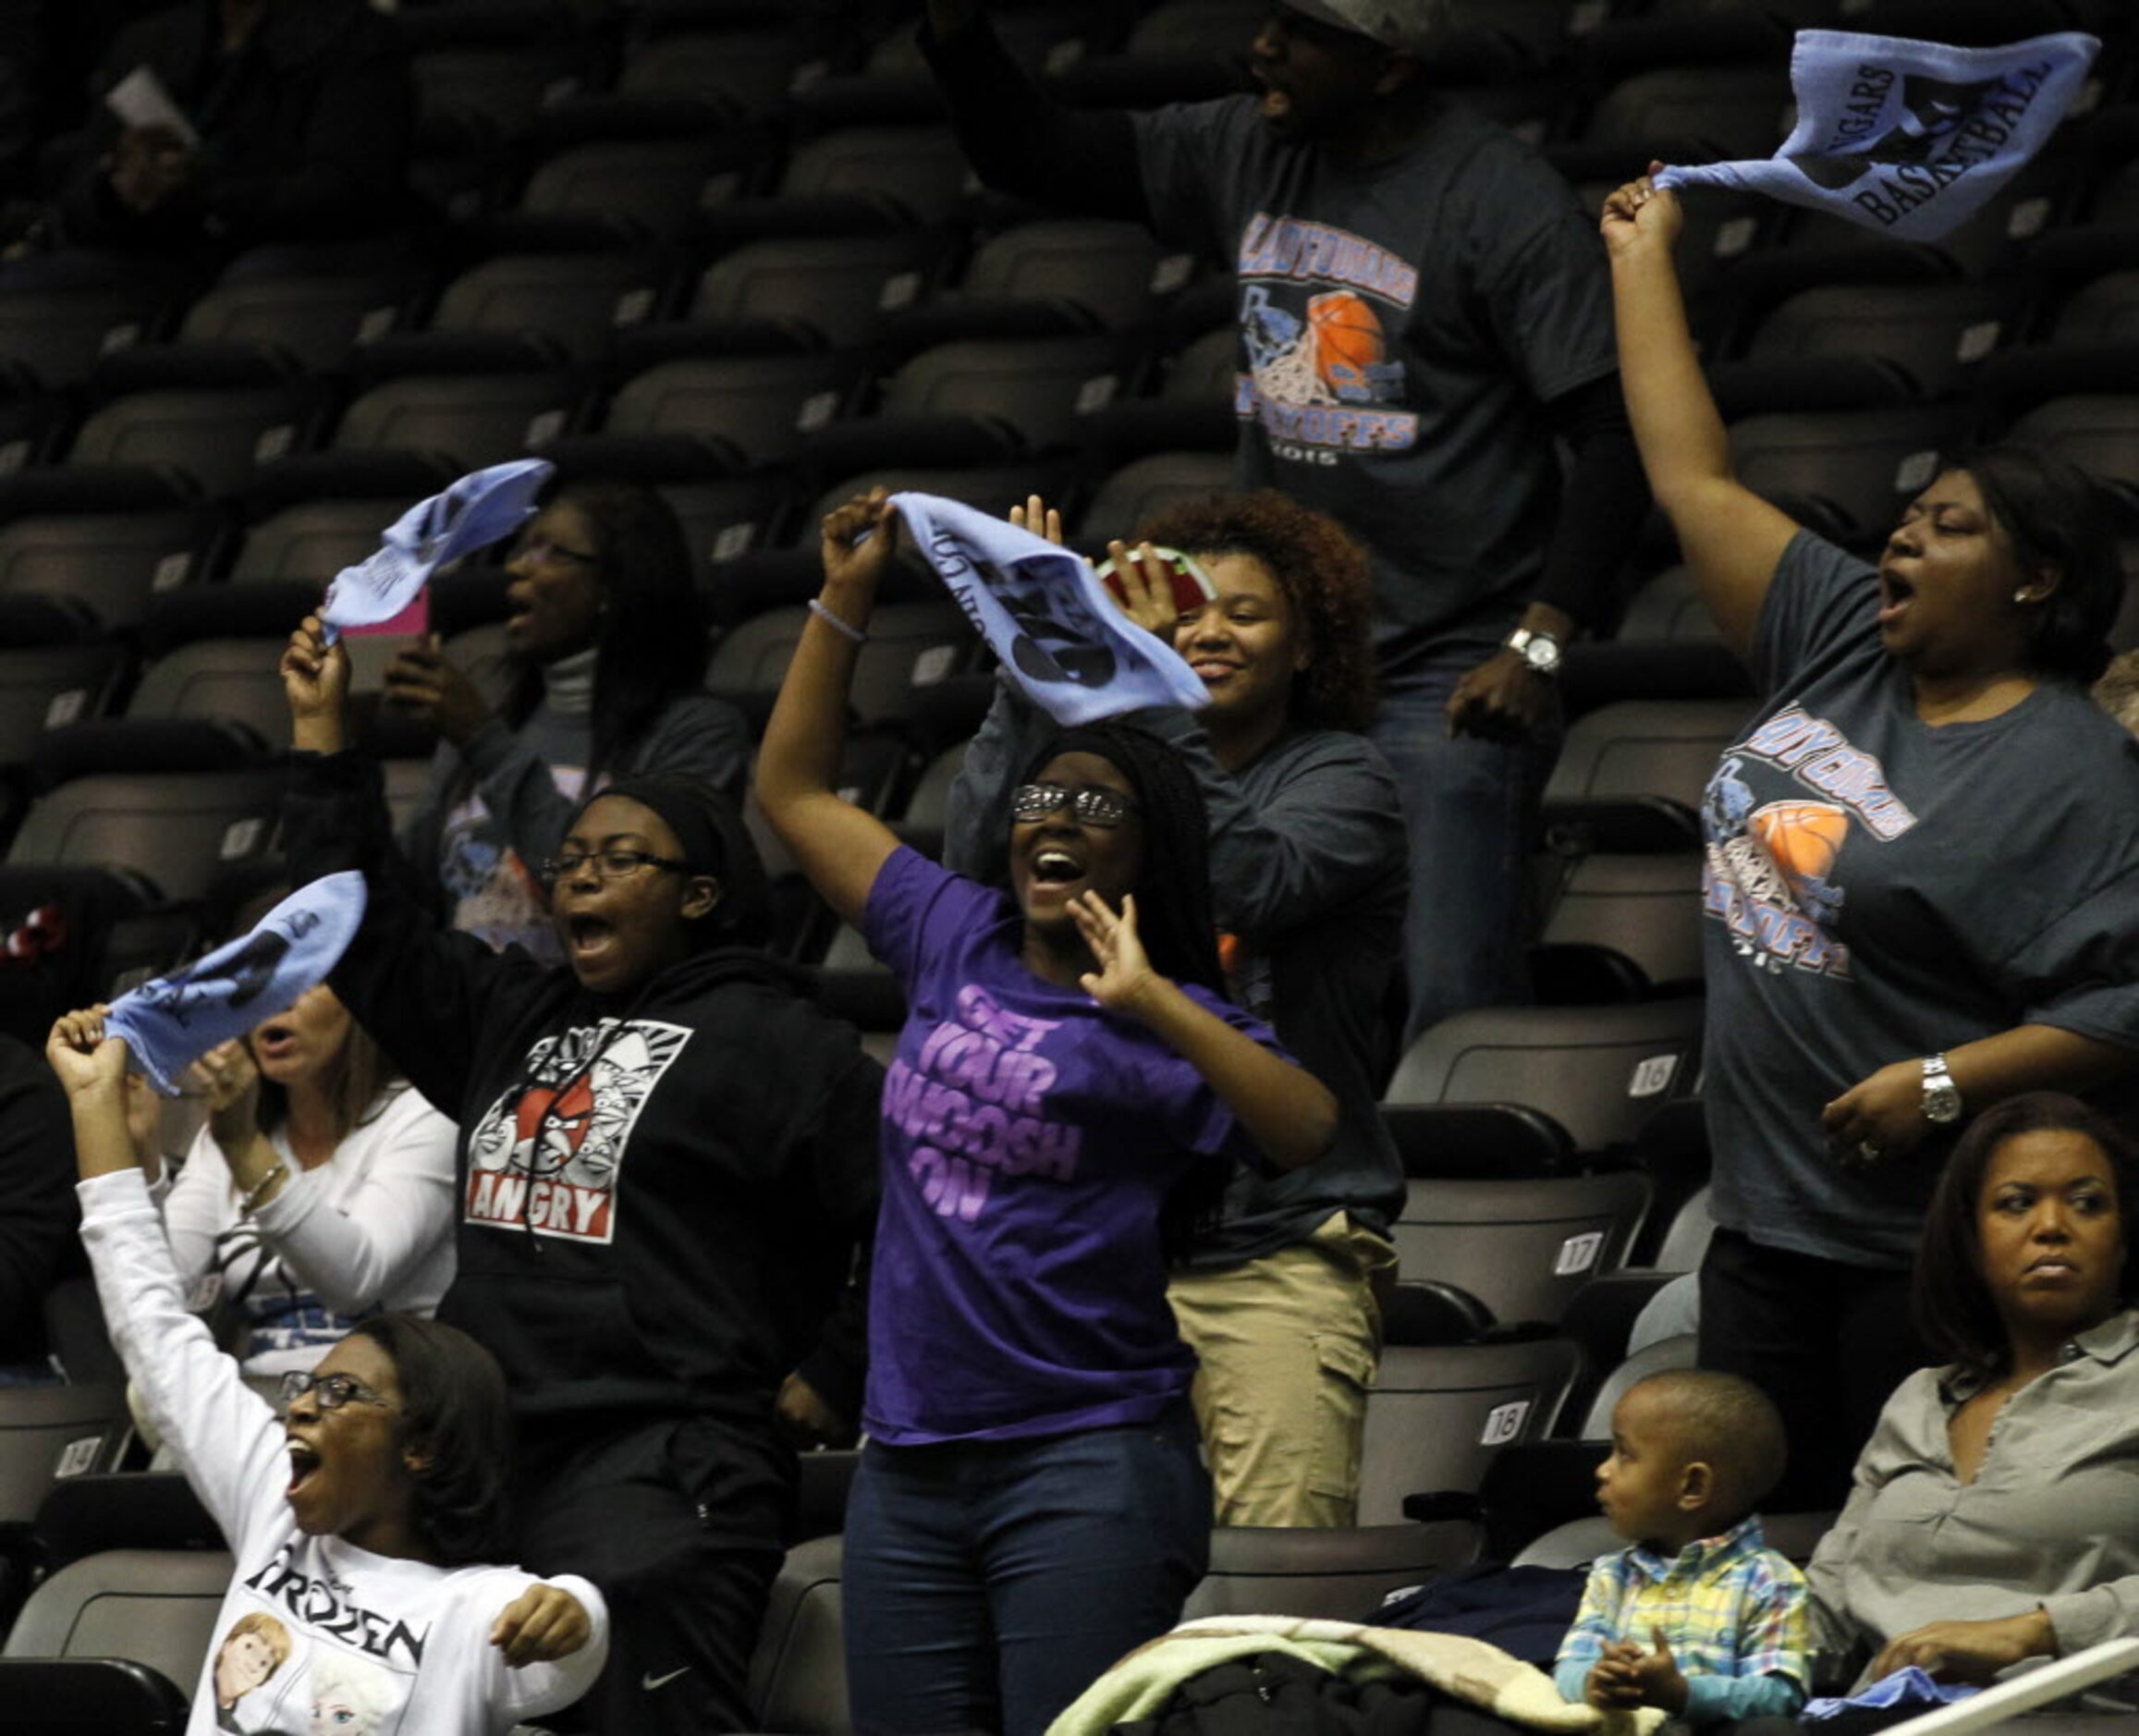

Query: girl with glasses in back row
left=45, top=1006, right=606, bottom=1736
left=754, top=491, right=1341, bottom=1736
left=385, top=478, right=750, bottom=963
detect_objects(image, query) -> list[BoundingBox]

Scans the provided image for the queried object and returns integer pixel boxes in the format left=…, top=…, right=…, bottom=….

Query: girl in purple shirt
left=757, top=491, right=1339, bottom=1736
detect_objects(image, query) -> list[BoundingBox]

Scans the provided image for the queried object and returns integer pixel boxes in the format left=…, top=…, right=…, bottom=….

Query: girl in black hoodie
left=279, top=614, right=882, bottom=1736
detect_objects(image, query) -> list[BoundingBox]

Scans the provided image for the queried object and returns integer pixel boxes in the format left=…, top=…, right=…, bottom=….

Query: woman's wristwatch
left=1921, top=1053, right=1964, bottom=1124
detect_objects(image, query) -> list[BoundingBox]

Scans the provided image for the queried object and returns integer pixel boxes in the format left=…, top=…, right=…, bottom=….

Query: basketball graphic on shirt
left=1749, top=800, right=1850, bottom=925
left=1307, top=291, right=1387, bottom=401
left=1241, top=284, right=1337, bottom=409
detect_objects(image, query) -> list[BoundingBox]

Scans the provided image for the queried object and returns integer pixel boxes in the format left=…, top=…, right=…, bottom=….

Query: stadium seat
left=411, top=38, right=593, bottom=143
left=1544, top=697, right=1755, bottom=849
left=0, top=1546, right=232, bottom=1718
left=1390, top=1166, right=1656, bottom=1329
left=67, top=385, right=321, bottom=501
left=1514, top=1506, right=1836, bottom=1572
left=426, top=251, right=668, bottom=365
left=0, top=646, right=129, bottom=765
left=1614, top=564, right=1724, bottom=645
left=893, top=739, right=967, bottom=860
left=1532, top=851, right=1705, bottom=999
left=618, top=25, right=836, bottom=114
left=1181, top=1521, right=1484, bottom=1622
left=684, top=231, right=959, bottom=349
left=2005, top=394, right=2139, bottom=497
left=330, top=370, right=583, bottom=472
left=1726, top=405, right=1966, bottom=543
left=602, top=351, right=867, bottom=468
left=122, top=641, right=292, bottom=746
left=0, top=507, right=220, bottom=633
left=1386, top=998, right=1706, bottom=1155
left=1088, top=323, right=1240, bottom=460
left=710, top=126, right=975, bottom=238
left=811, top=334, right=1136, bottom=474
left=0, top=1657, right=190, bottom=1735
left=1358, top=1328, right=1582, bottom=1519
left=514, top=132, right=761, bottom=241
left=0, top=280, right=170, bottom=394
left=1710, top=281, right=2033, bottom=413
left=1078, top=450, right=1234, bottom=544
left=0, top=1385, right=131, bottom=1529
left=172, top=267, right=421, bottom=374
left=1555, top=67, right=1792, bottom=182
left=710, top=602, right=972, bottom=731
left=925, top=218, right=1186, bottom=334
left=227, top=495, right=423, bottom=589
left=745, top=1533, right=849, bottom=1735
left=8, top=770, right=284, bottom=903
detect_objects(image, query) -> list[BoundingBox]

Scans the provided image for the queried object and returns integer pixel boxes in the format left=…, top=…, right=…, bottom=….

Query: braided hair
left=1020, top=723, right=1229, bottom=1255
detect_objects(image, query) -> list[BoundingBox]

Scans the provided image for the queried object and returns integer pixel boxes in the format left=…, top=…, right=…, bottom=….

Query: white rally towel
left=1655, top=30, right=2098, bottom=242
left=888, top=493, right=1209, bottom=727
left=319, top=458, right=555, bottom=643
left=104, top=873, right=368, bottom=1095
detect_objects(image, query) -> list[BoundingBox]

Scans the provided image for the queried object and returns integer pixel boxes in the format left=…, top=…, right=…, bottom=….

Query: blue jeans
left=1370, top=639, right=1563, bottom=1046
left=843, top=1402, right=1211, bottom=1736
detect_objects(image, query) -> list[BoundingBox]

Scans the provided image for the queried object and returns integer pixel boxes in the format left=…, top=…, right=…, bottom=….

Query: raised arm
left=47, top=1009, right=285, bottom=1549
left=754, top=494, right=909, bottom=931
left=1601, top=169, right=1800, bottom=662
left=1071, top=892, right=1336, bottom=1170
left=921, top=1, right=1148, bottom=223
left=281, top=615, right=549, bottom=1117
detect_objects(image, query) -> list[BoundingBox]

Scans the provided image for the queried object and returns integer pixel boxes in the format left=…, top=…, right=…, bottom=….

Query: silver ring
left=1857, top=1141, right=1882, bottom=1163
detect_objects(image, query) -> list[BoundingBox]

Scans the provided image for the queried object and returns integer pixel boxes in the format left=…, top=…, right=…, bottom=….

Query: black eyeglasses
left=538, top=848, right=691, bottom=886
left=513, top=533, right=601, bottom=567
left=279, top=1370, right=397, bottom=1413
left=1010, top=783, right=1141, bottom=828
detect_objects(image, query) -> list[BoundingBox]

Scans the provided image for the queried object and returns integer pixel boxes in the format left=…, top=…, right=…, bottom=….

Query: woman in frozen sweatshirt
left=48, top=1006, right=606, bottom=1736
left=279, top=613, right=883, bottom=1736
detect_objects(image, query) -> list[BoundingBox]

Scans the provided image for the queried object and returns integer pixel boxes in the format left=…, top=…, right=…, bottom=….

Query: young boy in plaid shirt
left=1555, top=1369, right=1811, bottom=1720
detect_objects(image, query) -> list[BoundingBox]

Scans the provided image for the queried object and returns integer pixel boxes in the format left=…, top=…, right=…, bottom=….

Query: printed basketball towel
left=1656, top=30, right=2098, bottom=242
left=105, top=873, right=368, bottom=1094
left=888, top=493, right=1209, bottom=727
left=320, top=458, right=553, bottom=643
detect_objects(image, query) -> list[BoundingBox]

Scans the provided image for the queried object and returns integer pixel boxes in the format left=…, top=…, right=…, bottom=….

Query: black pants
left=515, top=1416, right=789, bottom=1735
left=1697, top=1227, right=1930, bottom=1512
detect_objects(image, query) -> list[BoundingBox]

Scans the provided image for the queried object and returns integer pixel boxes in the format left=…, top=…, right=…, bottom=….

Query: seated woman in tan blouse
left=1806, top=1093, right=2139, bottom=1690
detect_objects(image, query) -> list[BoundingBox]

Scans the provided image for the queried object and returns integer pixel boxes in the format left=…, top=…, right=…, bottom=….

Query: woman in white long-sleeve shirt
left=161, top=985, right=457, bottom=1375
left=49, top=1005, right=606, bottom=1736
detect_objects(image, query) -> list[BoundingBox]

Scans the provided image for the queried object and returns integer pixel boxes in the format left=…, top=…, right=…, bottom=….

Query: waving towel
left=105, top=873, right=368, bottom=1095
left=1655, top=31, right=2099, bottom=242
left=888, top=493, right=1209, bottom=727
left=320, top=458, right=554, bottom=643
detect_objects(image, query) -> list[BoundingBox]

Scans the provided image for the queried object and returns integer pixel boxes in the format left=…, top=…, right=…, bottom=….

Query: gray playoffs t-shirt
left=1704, top=531, right=2139, bottom=1266
left=1133, top=96, right=1617, bottom=670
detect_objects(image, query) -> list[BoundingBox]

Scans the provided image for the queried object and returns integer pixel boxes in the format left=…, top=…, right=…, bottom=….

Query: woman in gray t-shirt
left=1603, top=169, right=2139, bottom=1509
